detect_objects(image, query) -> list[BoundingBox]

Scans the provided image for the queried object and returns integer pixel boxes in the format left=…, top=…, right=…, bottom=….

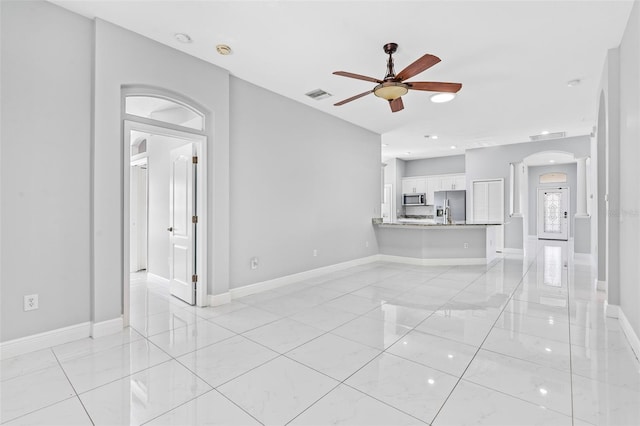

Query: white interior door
left=169, top=143, right=196, bottom=305
left=537, top=188, right=569, bottom=240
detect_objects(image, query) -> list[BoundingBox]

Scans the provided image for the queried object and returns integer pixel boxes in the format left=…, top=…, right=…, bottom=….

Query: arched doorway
left=121, top=88, right=209, bottom=326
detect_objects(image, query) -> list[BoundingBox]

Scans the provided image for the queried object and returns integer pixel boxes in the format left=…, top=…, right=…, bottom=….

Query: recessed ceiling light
left=549, top=159, right=556, bottom=163
left=541, top=130, right=550, bottom=135
left=450, top=145, right=457, bottom=149
left=174, top=33, right=192, bottom=43
left=405, top=151, right=412, bottom=155
left=424, top=135, right=438, bottom=140
left=567, top=79, right=581, bottom=87
left=539, top=388, right=548, bottom=396
left=216, top=44, right=232, bottom=55
left=428, top=379, right=435, bottom=385
left=430, top=93, right=456, bottom=103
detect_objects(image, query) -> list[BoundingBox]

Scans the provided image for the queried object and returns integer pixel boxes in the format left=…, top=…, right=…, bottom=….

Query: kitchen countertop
left=377, top=222, right=500, bottom=229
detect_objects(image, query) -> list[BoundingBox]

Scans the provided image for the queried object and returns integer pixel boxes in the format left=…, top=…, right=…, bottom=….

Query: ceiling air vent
left=305, top=89, right=332, bottom=100
left=529, top=131, right=566, bottom=142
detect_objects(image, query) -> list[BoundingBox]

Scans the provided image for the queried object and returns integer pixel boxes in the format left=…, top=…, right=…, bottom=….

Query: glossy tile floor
left=2, top=241, right=640, bottom=425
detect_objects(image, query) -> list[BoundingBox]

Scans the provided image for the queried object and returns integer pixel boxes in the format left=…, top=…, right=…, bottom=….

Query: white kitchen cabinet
left=453, top=175, right=466, bottom=190
left=402, top=177, right=427, bottom=194
left=439, top=176, right=455, bottom=191
left=425, top=177, right=439, bottom=205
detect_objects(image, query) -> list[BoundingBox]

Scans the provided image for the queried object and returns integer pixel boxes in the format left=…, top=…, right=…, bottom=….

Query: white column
left=576, top=157, right=588, bottom=217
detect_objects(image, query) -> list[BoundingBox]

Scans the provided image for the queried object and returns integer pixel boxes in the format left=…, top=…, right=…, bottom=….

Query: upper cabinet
left=402, top=173, right=466, bottom=205
left=402, top=177, right=427, bottom=194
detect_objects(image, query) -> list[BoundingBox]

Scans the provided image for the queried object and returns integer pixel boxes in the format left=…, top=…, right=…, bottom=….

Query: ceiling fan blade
left=334, top=90, right=374, bottom=106
left=333, top=71, right=382, bottom=84
left=407, top=82, right=462, bottom=93
left=395, top=54, right=441, bottom=82
left=389, top=97, right=404, bottom=113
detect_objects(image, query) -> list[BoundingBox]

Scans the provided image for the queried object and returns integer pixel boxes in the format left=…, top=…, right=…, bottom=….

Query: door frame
left=537, top=187, right=570, bottom=241
left=122, top=120, right=208, bottom=326
left=130, top=156, right=148, bottom=273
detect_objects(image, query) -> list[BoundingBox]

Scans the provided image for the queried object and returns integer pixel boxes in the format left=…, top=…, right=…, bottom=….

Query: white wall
left=93, top=18, right=232, bottom=322
left=1, top=1, right=92, bottom=341
left=229, top=78, right=381, bottom=289
left=617, top=0, right=640, bottom=339
left=404, top=155, right=465, bottom=177
left=465, top=136, right=590, bottom=250
left=146, top=136, right=189, bottom=279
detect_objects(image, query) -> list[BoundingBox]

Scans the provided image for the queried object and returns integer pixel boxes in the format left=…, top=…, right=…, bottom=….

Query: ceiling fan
left=333, top=43, right=462, bottom=113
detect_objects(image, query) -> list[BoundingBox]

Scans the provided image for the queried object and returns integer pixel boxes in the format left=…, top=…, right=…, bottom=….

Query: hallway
left=1, top=241, right=639, bottom=425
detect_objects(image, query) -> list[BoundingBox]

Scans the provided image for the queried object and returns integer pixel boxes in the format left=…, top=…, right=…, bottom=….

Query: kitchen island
left=374, top=221, right=499, bottom=265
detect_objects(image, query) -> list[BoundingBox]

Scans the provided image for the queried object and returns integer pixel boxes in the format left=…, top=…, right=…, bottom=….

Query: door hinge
left=192, top=274, right=198, bottom=282
left=192, top=215, right=198, bottom=224
left=192, top=156, right=198, bottom=164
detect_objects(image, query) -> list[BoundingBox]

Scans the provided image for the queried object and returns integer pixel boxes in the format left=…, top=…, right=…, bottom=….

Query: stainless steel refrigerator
left=434, top=190, right=466, bottom=224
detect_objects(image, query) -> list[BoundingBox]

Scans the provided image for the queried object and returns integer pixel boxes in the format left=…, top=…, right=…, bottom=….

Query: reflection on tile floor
left=2, top=241, right=640, bottom=425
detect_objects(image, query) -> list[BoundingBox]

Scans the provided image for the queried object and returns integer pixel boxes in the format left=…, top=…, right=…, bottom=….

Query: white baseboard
left=147, top=273, right=170, bottom=287
left=0, top=322, right=91, bottom=360
left=91, top=317, right=123, bottom=339
left=607, top=303, right=640, bottom=360
left=605, top=302, right=619, bottom=318
left=618, top=307, right=640, bottom=360
left=208, top=292, right=231, bottom=306
left=217, top=253, right=505, bottom=306
left=597, top=280, right=607, bottom=291
left=378, top=254, right=488, bottom=266
left=229, top=255, right=380, bottom=300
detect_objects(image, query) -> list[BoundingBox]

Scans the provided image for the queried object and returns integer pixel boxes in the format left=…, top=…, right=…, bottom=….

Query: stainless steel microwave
left=403, top=193, right=426, bottom=206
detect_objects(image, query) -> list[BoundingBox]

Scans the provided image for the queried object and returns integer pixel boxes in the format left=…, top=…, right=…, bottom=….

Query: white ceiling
left=51, top=0, right=634, bottom=160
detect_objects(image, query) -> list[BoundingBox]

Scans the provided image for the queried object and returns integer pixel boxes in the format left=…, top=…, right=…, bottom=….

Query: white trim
left=90, top=317, right=123, bottom=339
left=618, top=307, right=640, bottom=360
left=229, top=255, right=380, bottom=300
left=528, top=235, right=538, bottom=240
left=214, top=253, right=496, bottom=306
left=0, top=322, right=91, bottom=360
left=147, top=272, right=170, bottom=287
left=605, top=302, right=619, bottom=318
left=378, top=254, right=489, bottom=266
left=208, top=292, right=232, bottom=306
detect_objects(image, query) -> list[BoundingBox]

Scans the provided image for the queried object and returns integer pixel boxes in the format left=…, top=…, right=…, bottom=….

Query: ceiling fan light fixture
left=374, top=82, right=408, bottom=100
left=430, top=92, right=456, bottom=103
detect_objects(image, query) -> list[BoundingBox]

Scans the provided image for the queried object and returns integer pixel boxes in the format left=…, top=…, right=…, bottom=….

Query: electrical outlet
left=463, top=242, right=469, bottom=249
left=313, top=249, right=318, bottom=257
left=24, top=294, right=38, bottom=311
left=250, top=257, right=259, bottom=270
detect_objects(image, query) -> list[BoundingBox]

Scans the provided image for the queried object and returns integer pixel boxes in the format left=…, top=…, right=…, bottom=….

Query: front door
left=537, top=188, right=569, bottom=241
left=169, top=143, right=196, bottom=305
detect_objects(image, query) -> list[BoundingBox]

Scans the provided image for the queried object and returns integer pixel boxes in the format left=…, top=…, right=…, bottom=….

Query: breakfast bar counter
left=374, top=221, right=499, bottom=265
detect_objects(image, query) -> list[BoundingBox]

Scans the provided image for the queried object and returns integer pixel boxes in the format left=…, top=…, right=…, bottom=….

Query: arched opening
left=522, top=151, right=577, bottom=243
left=122, top=89, right=209, bottom=327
